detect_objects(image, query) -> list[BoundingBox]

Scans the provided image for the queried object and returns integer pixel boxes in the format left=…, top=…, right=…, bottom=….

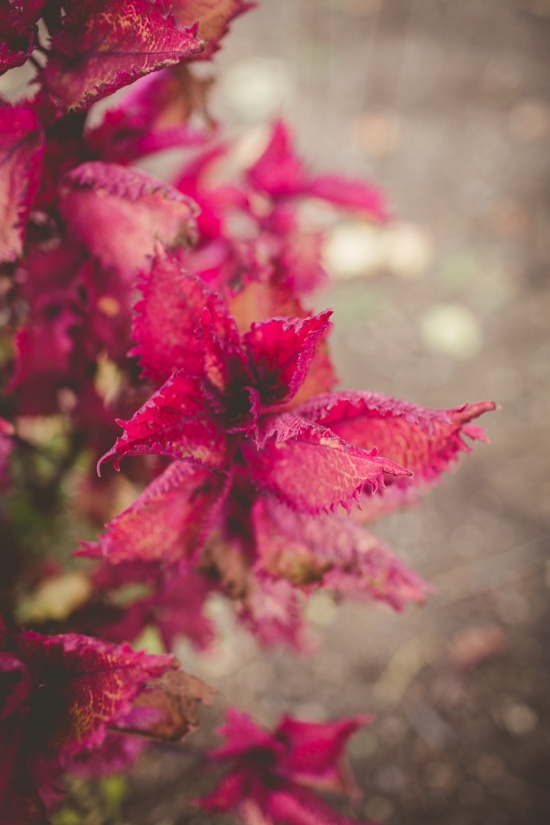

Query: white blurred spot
left=323, top=222, right=386, bottom=280
left=324, top=220, right=433, bottom=281
left=420, top=303, right=483, bottom=359
left=218, top=58, right=292, bottom=120
left=384, top=222, right=434, bottom=278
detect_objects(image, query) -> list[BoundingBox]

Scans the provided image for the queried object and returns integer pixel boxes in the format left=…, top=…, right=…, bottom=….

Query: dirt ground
left=63, top=1, right=550, bottom=823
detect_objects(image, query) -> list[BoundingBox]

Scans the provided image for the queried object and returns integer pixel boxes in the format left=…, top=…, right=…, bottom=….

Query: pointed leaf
left=243, top=311, right=333, bottom=407
left=306, top=174, right=388, bottom=222
left=60, top=162, right=197, bottom=282
left=99, top=371, right=227, bottom=471
left=255, top=499, right=429, bottom=610
left=81, top=461, right=225, bottom=564
left=244, top=414, right=410, bottom=513
left=131, top=255, right=240, bottom=382
left=247, top=119, right=307, bottom=198
left=0, top=106, right=43, bottom=263
left=167, top=0, right=255, bottom=59
left=41, top=0, right=204, bottom=112
left=297, top=392, right=496, bottom=487
left=275, top=714, right=370, bottom=793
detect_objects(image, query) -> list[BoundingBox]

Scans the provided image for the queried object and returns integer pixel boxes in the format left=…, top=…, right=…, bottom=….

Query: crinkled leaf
left=244, top=414, right=410, bottom=513
left=167, top=0, right=255, bottom=59
left=131, top=255, right=240, bottom=383
left=297, top=392, right=496, bottom=487
left=255, top=499, right=429, bottom=611
left=81, top=461, right=225, bottom=564
left=0, top=106, right=43, bottom=262
left=99, top=371, right=227, bottom=470
left=2, top=629, right=173, bottom=755
left=242, top=311, right=332, bottom=406
left=41, top=0, right=204, bottom=112
left=60, top=162, right=197, bottom=283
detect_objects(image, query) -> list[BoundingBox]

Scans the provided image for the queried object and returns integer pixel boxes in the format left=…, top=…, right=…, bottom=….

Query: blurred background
left=145, top=2, right=549, bottom=824
left=5, top=1, right=549, bottom=823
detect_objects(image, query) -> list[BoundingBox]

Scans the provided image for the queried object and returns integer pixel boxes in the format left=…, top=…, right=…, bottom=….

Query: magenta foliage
left=199, top=708, right=375, bottom=824
left=0, top=618, right=175, bottom=822
left=0, top=2, right=496, bottom=823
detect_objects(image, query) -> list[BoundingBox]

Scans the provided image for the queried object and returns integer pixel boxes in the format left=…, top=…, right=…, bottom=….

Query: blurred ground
left=63, top=1, right=550, bottom=823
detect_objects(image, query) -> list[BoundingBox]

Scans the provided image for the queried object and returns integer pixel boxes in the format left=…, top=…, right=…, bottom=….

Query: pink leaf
left=200, top=708, right=373, bottom=824
left=242, top=311, right=333, bottom=406
left=297, top=392, right=496, bottom=487
left=80, top=461, right=226, bottom=564
left=255, top=499, right=429, bottom=611
left=60, top=162, right=197, bottom=283
left=98, top=371, right=227, bottom=471
left=306, top=175, right=388, bottom=222
left=238, top=574, right=306, bottom=650
left=41, top=0, right=204, bottom=112
left=248, top=119, right=307, bottom=198
left=244, top=414, right=410, bottom=513
left=0, top=106, right=44, bottom=263
left=131, top=255, right=240, bottom=383
left=248, top=119, right=387, bottom=221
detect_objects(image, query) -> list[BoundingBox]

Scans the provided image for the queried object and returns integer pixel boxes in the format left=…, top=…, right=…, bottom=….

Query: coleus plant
left=0, top=1, right=496, bottom=823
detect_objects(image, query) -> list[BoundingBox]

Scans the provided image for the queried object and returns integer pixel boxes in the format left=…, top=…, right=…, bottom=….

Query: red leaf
left=244, top=414, right=410, bottom=513
left=81, top=461, right=226, bottom=564
left=99, top=371, right=227, bottom=471
left=167, top=0, right=255, bottom=59
left=0, top=1, right=44, bottom=75
left=200, top=708, right=374, bottom=825
left=248, top=119, right=387, bottom=221
left=0, top=106, right=43, bottom=263
left=131, top=255, right=240, bottom=383
left=242, top=311, right=333, bottom=406
left=60, top=162, right=197, bottom=283
left=297, top=392, right=496, bottom=488
left=41, top=0, right=204, bottom=112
